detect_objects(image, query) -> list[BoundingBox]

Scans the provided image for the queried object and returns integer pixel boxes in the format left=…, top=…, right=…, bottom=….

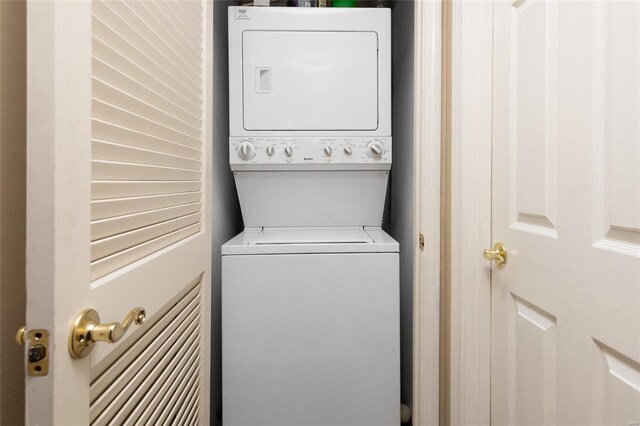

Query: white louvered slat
left=156, top=360, right=200, bottom=425
left=92, top=58, right=201, bottom=127
left=121, top=350, right=200, bottom=425
left=93, top=78, right=201, bottom=138
left=160, top=367, right=201, bottom=426
left=177, top=382, right=201, bottom=425
left=161, top=1, right=202, bottom=36
left=90, top=223, right=200, bottom=280
left=91, top=15, right=202, bottom=108
left=92, top=181, right=200, bottom=200
left=93, top=1, right=202, bottom=94
left=178, top=0, right=202, bottom=22
left=186, top=396, right=201, bottom=426
left=90, top=299, right=199, bottom=408
left=143, top=2, right=201, bottom=58
left=143, top=357, right=200, bottom=425
left=92, top=160, right=201, bottom=181
left=167, top=1, right=203, bottom=36
left=92, top=192, right=201, bottom=220
left=92, top=120, right=200, bottom=159
left=91, top=282, right=201, bottom=385
left=135, top=2, right=200, bottom=65
left=100, top=329, right=200, bottom=426
left=105, top=0, right=202, bottom=80
left=93, top=38, right=201, bottom=116
left=124, top=352, right=201, bottom=426
left=93, top=100, right=201, bottom=150
left=90, top=0, right=204, bottom=280
left=91, top=212, right=200, bottom=261
left=91, top=202, right=201, bottom=240
left=93, top=140, right=200, bottom=170
left=178, top=391, right=201, bottom=426
left=91, top=314, right=200, bottom=423
left=89, top=280, right=202, bottom=425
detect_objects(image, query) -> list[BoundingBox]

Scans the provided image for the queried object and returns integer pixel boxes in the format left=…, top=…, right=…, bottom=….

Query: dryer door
left=242, top=31, right=378, bottom=131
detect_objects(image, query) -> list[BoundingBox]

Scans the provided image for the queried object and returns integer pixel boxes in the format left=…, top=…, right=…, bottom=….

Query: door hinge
left=418, top=233, right=424, bottom=251
left=15, top=327, right=49, bottom=377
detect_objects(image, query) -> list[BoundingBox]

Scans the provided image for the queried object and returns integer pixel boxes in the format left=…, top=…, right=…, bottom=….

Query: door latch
left=15, top=327, right=49, bottom=377
left=418, top=233, right=425, bottom=251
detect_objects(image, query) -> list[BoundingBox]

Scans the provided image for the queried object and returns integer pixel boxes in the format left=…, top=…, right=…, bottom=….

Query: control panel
left=229, top=137, right=392, bottom=170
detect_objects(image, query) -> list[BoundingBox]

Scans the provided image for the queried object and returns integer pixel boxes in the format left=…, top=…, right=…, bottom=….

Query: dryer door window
left=242, top=31, right=379, bottom=131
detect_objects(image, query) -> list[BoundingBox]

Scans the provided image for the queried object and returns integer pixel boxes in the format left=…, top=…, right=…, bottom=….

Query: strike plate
left=25, top=329, right=49, bottom=377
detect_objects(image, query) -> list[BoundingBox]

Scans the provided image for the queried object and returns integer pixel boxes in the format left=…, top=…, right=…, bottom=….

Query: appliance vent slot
left=89, top=278, right=202, bottom=426
left=90, top=0, right=204, bottom=280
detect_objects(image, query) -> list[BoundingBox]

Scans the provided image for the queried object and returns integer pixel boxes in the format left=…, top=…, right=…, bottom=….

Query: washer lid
left=222, top=227, right=398, bottom=255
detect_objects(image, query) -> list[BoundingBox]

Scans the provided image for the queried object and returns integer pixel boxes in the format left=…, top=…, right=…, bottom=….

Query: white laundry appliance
left=222, top=7, right=399, bottom=426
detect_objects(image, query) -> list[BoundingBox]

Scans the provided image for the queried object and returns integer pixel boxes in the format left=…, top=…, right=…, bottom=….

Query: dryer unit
left=228, top=6, right=391, bottom=227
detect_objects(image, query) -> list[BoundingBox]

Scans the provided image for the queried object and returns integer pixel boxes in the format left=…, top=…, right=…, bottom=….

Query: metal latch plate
left=25, top=329, right=49, bottom=377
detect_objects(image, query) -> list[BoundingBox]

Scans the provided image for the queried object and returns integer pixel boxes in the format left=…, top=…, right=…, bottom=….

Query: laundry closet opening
left=211, top=1, right=415, bottom=424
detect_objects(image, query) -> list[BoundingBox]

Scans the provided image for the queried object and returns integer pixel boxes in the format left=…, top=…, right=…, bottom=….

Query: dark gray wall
left=390, top=0, right=414, bottom=419
left=211, top=2, right=243, bottom=425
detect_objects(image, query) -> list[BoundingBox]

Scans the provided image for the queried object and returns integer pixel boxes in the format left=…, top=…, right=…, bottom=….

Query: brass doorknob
left=69, top=307, right=145, bottom=359
left=483, top=242, right=508, bottom=269
left=15, top=326, right=26, bottom=345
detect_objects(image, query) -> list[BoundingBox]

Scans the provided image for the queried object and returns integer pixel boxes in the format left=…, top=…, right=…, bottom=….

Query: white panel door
left=491, top=1, right=640, bottom=424
left=25, top=1, right=212, bottom=424
left=242, top=31, right=379, bottom=131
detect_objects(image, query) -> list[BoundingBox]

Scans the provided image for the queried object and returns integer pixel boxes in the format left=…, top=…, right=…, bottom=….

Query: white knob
left=323, top=145, right=333, bottom=156
left=343, top=144, right=353, bottom=155
left=266, top=145, right=276, bottom=156
left=284, top=145, right=293, bottom=157
left=366, top=141, right=384, bottom=159
left=237, top=141, right=255, bottom=160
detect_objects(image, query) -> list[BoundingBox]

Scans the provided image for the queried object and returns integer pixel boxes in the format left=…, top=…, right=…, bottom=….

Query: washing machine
left=222, top=227, right=399, bottom=425
left=223, top=7, right=398, bottom=426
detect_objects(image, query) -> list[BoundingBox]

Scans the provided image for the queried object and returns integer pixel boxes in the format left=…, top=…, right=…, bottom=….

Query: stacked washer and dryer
left=222, top=6, right=399, bottom=426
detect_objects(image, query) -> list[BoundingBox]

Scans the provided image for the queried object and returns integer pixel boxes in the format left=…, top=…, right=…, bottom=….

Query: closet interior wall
left=390, top=0, right=415, bottom=419
left=211, top=2, right=244, bottom=425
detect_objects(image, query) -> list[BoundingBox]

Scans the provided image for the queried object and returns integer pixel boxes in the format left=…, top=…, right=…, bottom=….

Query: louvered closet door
left=25, top=1, right=212, bottom=424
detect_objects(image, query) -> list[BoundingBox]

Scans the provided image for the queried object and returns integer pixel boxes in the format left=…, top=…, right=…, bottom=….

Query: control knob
left=237, top=141, right=255, bottom=160
left=343, top=144, right=353, bottom=156
left=266, top=145, right=276, bottom=156
left=366, top=140, right=384, bottom=160
left=323, top=145, right=333, bottom=156
left=284, top=144, right=293, bottom=157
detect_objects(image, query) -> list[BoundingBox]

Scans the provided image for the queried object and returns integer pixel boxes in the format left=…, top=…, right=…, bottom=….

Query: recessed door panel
left=242, top=31, right=378, bottom=131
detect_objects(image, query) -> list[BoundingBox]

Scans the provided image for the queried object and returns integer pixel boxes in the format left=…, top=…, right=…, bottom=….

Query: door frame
left=440, top=0, right=493, bottom=425
left=412, top=1, right=442, bottom=425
